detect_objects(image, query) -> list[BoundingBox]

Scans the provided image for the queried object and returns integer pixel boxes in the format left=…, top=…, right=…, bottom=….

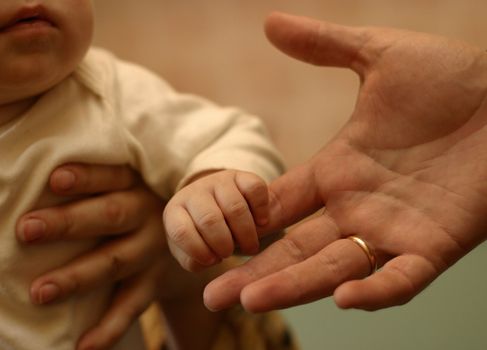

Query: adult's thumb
left=258, top=160, right=323, bottom=236
left=264, top=12, right=371, bottom=74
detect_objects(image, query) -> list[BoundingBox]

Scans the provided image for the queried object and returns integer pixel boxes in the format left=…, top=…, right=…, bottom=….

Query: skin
left=3, top=1, right=227, bottom=348
left=17, top=165, right=167, bottom=350
left=16, top=8, right=487, bottom=347
left=203, top=12, right=487, bottom=313
left=164, top=169, right=270, bottom=272
left=17, top=164, right=230, bottom=350
left=0, top=0, right=93, bottom=123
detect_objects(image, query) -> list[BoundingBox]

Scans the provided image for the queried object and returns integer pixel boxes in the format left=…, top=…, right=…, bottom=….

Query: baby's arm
left=163, top=169, right=270, bottom=271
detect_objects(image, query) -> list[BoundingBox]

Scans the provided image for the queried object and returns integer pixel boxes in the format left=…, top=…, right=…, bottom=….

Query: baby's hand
left=163, top=170, right=269, bottom=271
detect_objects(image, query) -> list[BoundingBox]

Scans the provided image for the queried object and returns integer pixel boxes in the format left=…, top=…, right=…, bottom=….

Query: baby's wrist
left=181, top=168, right=226, bottom=187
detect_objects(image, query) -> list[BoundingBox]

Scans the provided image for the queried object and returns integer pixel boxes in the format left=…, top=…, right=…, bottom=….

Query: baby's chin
left=0, top=72, right=66, bottom=111
left=2, top=55, right=80, bottom=97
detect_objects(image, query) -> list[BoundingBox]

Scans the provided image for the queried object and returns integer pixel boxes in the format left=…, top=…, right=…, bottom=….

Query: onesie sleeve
left=114, top=58, right=285, bottom=199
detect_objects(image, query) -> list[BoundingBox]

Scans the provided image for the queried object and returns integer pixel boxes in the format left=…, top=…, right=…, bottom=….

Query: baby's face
left=0, top=0, right=94, bottom=104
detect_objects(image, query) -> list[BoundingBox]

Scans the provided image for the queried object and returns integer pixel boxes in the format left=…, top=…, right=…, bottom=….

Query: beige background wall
left=93, top=1, right=487, bottom=349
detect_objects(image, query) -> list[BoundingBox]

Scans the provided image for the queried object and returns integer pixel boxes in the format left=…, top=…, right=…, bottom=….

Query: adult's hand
left=16, top=164, right=167, bottom=350
left=204, top=12, right=487, bottom=312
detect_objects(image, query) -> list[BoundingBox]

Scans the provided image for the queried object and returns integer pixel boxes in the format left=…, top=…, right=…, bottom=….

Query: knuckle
left=317, top=251, right=343, bottom=279
left=107, top=253, right=126, bottom=278
left=58, top=208, right=75, bottom=238
left=168, top=224, right=191, bottom=246
left=227, top=201, right=249, bottom=218
left=281, top=269, right=304, bottom=299
left=245, top=180, right=267, bottom=198
left=387, top=264, right=417, bottom=305
left=196, top=212, right=221, bottom=231
left=275, top=237, right=307, bottom=262
left=238, top=172, right=266, bottom=192
left=104, top=199, right=127, bottom=226
left=62, top=270, right=82, bottom=294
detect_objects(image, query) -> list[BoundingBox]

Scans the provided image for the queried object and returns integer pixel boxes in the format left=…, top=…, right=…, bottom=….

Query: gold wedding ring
left=347, top=235, right=377, bottom=275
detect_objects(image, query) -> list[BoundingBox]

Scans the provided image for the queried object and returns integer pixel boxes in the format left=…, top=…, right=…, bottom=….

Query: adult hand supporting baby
left=16, top=164, right=167, bottom=350
left=204, top=12, right=487, bottom=313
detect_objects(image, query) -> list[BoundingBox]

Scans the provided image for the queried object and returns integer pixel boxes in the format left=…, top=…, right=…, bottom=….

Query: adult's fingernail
left=21, top=218, right=46, bottom=242
left=51, top=169, right=76, bottom=191
left=36, top=283, right=61, bottom=304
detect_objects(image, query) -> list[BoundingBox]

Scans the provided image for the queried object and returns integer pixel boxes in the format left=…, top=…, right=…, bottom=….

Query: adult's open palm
left=204, top=12, right=487, bottom=312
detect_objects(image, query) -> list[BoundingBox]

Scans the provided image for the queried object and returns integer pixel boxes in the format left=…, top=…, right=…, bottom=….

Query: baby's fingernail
left=51, top=169, right=76, bottom=191
left=36, top=283, right=60, bottom=304
left=204, top=254, right=221, bottom=266
left=20, top=218, right=46, bottom=242
left=205, top=256, right=217, bottom=265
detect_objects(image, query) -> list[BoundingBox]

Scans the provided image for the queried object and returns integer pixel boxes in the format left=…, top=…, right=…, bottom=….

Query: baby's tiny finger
left=204, top=214, right=339, bottom=311
left=167, top=242, right=211, bottom=272
left=214, top=184, right=259, bottom=255
left=235, top=172, right=269, bottom=226
left=164, top=205, right=219, bottom=268
left=185, top=195, right=235, bottom=259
